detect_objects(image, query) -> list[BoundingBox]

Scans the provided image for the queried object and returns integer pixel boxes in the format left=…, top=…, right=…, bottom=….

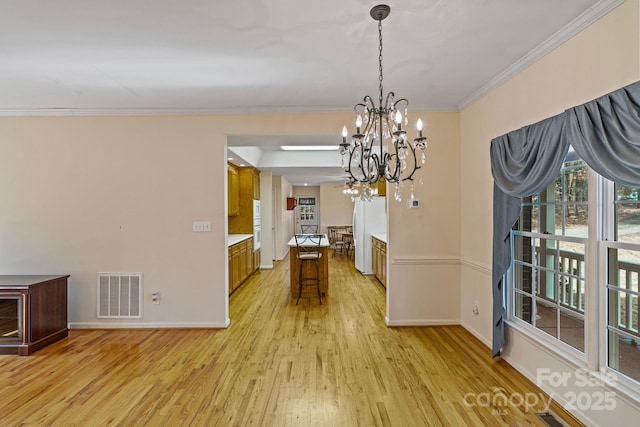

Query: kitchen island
left=287, top=234, right=330, bottom=299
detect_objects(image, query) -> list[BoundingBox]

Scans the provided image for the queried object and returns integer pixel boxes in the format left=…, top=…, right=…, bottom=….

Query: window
left=510, top=155, right=640, bottom=390
left=512, top=158, right=588, bottom=353
left=605, top=183, right=640, bottom=382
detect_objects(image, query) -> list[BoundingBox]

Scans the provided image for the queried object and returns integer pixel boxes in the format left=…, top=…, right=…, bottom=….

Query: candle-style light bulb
left=416, top=118, right=423, bottom=138
left=394, top=110, right=403, bottom=131
left=355, top=115, right=363, bottom=134
left=342, top=125, right=348, bottom=142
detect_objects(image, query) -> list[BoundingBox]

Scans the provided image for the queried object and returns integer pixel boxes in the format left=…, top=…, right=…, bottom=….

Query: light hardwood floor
left=0, top=255, right=583, bottom=426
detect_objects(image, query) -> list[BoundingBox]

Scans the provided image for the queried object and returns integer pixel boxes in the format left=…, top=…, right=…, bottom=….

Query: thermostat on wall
left=408, top=199, right=422, bottom=208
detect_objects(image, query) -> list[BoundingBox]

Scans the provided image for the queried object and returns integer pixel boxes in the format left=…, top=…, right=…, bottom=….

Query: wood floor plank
left=0, top=254, right=584, bottom=426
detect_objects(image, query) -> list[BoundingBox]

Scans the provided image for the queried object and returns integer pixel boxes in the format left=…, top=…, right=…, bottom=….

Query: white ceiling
left=1, top=0, right=621, bottom=184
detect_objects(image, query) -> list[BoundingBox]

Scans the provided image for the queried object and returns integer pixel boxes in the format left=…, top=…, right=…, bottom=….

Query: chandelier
left=339, top=4, right=427, bottom=203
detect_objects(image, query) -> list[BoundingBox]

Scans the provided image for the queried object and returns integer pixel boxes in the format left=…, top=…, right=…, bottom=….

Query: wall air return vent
left=97, top=273, right=143, bottom=318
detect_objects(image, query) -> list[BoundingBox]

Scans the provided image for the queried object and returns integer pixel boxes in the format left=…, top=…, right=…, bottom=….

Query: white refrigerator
left=353, top=196, right=387, bottom=274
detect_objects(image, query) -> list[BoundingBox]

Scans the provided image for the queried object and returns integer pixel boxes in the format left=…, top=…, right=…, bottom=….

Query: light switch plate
left=193, top=221, right=211, bottom=232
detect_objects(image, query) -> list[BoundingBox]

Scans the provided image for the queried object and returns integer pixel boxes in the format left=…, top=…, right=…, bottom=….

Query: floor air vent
left=98, top=273, right=143, bottom=318
left=536, top=412, right=567, bottom=427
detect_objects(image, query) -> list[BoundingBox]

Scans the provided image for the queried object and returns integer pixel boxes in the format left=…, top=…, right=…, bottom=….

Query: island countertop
left=286, top=234, right=330, bottom=247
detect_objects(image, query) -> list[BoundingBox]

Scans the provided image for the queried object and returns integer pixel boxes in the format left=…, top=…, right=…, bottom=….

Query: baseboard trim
left=385, top=319, right=461, bottom=327
left=69, top=321, right=230, bottom=329
left=460, top=321, right=492, bottom=348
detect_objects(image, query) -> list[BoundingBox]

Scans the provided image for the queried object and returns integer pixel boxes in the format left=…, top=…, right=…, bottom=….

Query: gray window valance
left=490, top=80, right=640, bottom=357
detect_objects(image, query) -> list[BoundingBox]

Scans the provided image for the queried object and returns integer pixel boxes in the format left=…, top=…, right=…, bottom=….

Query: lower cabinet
left=372, top=237, right=387, bottom=288
left=253, top=249, right=261, bottom=272
left=228, top=237, right=259, bottom=295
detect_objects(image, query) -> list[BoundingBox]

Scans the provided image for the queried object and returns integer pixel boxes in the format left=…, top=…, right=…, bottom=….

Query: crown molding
left=0, top=102, right=458, bottom=117
left=458, top=0, right=626, bottom=111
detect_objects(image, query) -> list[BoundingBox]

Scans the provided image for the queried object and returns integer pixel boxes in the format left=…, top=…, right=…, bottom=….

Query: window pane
left=563, top=163, right=588, bottom=202
left=514, top=263, right=533, bottom=293
left=537, top=238, right=557, bottom=276
left=615, top=201, right=640, bottom=244
left=608, top=330, right=640, bottom=383
left=536, top=300, right=558, bottom=339
left=565, top=204, right=588, bottom=237
left=513, top=235, right=534, bottom=264
left=615, top=184, right=639, bottom=202
left=518, top=204, right=537, bottom=233
left=538, top=203, right=556, bottom=234
left=608, top=248, right=640, bottom=293
left=514, top=292, right=533, bottom=324
left=559, top=309, right=584, bottom=352
left=537, top=270, right=557, bottom=302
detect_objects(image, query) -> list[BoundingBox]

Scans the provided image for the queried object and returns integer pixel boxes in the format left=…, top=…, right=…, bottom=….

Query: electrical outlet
left=152, top=291, right=160, bottom=305
left=193, top=221, right=211, bottom=232
left=472, top=301, right=479, bottom=315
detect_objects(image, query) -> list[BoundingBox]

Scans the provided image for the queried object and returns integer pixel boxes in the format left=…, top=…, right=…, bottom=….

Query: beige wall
left=387, top=111, right=461, bottom=325
left=259, top=170, right=273, bottom=268
left=319, top=182, right=354, bottom=233
left=459, top=1, right=640, bottom=424
left=0, top=108, right=462, bottom=329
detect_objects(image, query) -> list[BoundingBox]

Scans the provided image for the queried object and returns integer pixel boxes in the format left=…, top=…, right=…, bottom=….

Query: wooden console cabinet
left=0, top=275, right=69, bottom=356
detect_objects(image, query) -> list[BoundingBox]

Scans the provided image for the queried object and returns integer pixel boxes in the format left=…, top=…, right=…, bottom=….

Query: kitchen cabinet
left=372, top=237, right=387, bottom=288
left=228, top=163, right=240, bottom=217
left=228, top=236, right=256, bottom=295
left=229, top=241, right=242, bottom=293
left=228, top=165, right=260, bottom=234
left=253, top=249, right=261, bottom=272
left=251, top=168, right=260, bottom=199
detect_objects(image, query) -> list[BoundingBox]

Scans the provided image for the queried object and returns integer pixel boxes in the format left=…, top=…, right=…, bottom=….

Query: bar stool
left=300, top=224, right=318, bottom=234
left=294, top=234, right=323, bottom=305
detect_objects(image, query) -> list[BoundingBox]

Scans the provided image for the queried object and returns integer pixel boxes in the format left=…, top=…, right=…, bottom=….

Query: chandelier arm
left=354, top=102, right=367, bottom=112
left=357, top=145, right=372, bottom=183
left=392, top=98, right=409, bottom=111
left=363, top=109, right=376, bottom=140
left=343, top=144, right=359, bottom=182
left=384, top=91, right=396, bottom=111
left=369, top=152, right=381, bottom=182
left=384, top=152, right=400, bottom=183
left=402, top=144, right=421, bottom=181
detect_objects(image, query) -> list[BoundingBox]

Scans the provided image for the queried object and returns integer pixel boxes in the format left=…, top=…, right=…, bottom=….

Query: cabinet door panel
left=228, top=165, right=240, bottom=217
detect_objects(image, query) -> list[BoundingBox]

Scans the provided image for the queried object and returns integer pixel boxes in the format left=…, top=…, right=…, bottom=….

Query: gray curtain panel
left=490, top=80, right=640, bottom=358
left=566, top=82, right=640, bottom=187
left=490, top=114, right=569, bottom=357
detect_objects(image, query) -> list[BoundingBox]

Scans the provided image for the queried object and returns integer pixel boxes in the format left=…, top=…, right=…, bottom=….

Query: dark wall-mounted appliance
left=286, top=197, right=297, bottom=211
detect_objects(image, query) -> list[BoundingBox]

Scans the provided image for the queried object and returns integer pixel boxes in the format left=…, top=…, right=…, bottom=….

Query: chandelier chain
left=378, top=19, right=384, bottom=107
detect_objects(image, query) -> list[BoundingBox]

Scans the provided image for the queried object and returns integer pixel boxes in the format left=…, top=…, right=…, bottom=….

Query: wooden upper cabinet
left=228, top=163, right=240, bottom=217
left=252, top=168, right=260, bottom=199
